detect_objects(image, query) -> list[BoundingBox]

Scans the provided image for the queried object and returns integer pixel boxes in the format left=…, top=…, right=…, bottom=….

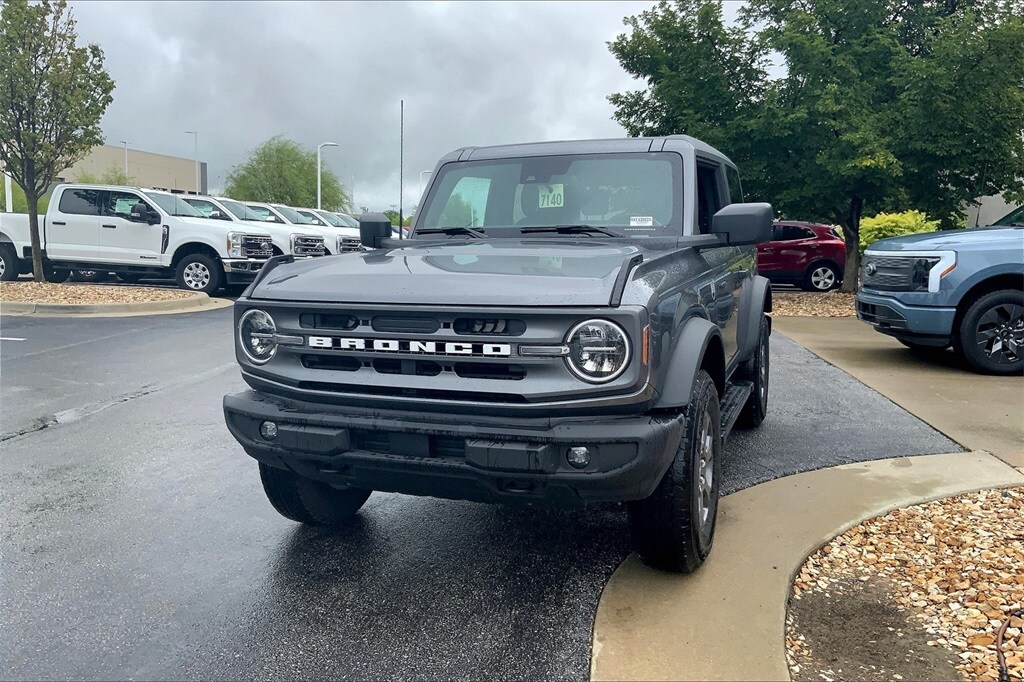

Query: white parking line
left=0, top=337, right=27, bottom=341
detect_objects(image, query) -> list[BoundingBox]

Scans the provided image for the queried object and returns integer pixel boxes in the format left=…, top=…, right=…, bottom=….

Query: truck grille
left=242, top=235, right=273, bottom=258
left=861, top=255, right=914, bottom=290
left=338, top=237, right=363, bottom=253
left=293, top=235, right=326, bottom=256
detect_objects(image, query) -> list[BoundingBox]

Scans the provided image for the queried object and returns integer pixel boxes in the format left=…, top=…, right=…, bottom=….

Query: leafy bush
left=859, top=211, right=939, bottom=254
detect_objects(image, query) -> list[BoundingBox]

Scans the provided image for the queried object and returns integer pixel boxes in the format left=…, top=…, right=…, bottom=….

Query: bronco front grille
left=242, top=236, right=273, bottom=258
left=293, top=235, right=326, bottom=256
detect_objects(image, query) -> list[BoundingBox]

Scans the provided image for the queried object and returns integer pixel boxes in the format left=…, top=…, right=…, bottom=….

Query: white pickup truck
left=293, top=207, right=364, bottom=253
left=179, top=195, right=327, bottom=258
left=0, top=183, right=274, bottom=293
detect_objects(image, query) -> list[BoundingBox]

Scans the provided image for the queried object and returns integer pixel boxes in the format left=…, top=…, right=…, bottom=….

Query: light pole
left=317, top=142, right=339, bottom=209
left=185, top=130, right=199, bottom=193
left=351, top=173, right=356, bottom=213
left=419, top=170, right=432, bottom=198
left=119, top=140, right=130, bottom=176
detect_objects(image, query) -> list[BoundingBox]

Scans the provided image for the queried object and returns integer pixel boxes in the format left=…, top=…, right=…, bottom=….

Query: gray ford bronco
left=223, top=136, right=774, bottom=572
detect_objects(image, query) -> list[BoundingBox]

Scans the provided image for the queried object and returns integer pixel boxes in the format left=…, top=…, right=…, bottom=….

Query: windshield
left=273, top=204, right=315, bottom=225
left=245, top=204, right=287, bottom=223
left=144, top=192, right=204, bottom=218
left=417, top=152, right=682, bottom=237
left=295, top=209, right=329, bottom=226
left=994, top=204, right=1024, bottom=227
left=218, top=198, right=263, bottom=222
left=312, top=209, right=345, bottom=227
left=335, top=212, right=360, bottom=228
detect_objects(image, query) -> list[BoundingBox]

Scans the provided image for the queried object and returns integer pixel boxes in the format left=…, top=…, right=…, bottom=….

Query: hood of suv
left=867, top=227, right=1022, bottom=252
left=248, top=241, right=642, bottom=306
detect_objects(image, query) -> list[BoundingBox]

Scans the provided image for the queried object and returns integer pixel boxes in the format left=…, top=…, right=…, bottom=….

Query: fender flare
left=654, top=316, right=722, bottom=409
left=736, top=275, right=772, bottom=362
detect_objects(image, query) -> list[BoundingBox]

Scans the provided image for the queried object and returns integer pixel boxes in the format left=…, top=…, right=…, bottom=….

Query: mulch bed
left=787, top=487, right=1024, bottom=682
left=773, top=291, right=856, bottom=317
left=0, top=282, right=197, bottom=304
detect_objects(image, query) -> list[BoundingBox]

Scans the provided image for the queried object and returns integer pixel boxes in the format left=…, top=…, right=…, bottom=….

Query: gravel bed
left=0, top=282, right=198, bottom=304
left=787, top=487, right=1024, bottom=682
left=773, top=291, right=856, bottom=317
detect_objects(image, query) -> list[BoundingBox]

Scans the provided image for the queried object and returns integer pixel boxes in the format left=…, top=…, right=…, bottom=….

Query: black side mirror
left=129, top=202, right=152, bottom=224
left=711, top=203, right=773, bottom=246
left=359, top=212, right=393, bottom=249
left=210, top=210, right=223, bottom=219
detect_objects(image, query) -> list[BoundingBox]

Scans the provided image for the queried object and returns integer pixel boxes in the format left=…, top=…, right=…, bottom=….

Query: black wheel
left=116, top=273, right=145, bottom=284
left=736, top=314, right=769, bottom=428
left=627, top=370, right=721, bottom=573
left=70, top=269, right=107, bottom=283
left=802, top=262, right=840, bottom=291
left=174, top=253, right=223, bottom=294
left=0, top=244, right=18, bottom=281
left=956, top=289, right=1024, bottom=376
left=259, top=463, right=371, bottom=525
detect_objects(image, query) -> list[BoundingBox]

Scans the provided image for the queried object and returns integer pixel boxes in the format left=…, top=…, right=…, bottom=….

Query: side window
left=695, top=163, right=723, bottom=234
left=779, top=226, right=814, bottom=241
left=107, top=191, right=148, bottom=218
left=186, top=199, right=226, bottom=220
left=57, top=189, right=103, bottom=216
left=438, top=177, right=490, bottom=227
left=725, top=165, right=743, bottom=203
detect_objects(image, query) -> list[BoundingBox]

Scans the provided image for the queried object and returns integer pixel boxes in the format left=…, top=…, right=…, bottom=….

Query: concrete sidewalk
left=774, top=316, right=1024, bottom=470
left=591, top=452, right=1023, bottom=681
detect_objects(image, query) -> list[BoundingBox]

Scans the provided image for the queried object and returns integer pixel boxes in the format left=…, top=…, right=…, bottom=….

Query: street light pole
left=185, top=131, right=199, bottom=193
left=317, top=142, right=339, bottom=209
left=351, top=173, right=356, bottom=212
left=119, top=140, right=130, bottom=176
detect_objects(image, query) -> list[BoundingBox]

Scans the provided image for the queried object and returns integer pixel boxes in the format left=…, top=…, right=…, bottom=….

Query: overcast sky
left=71, top=1, right=743, bottom=212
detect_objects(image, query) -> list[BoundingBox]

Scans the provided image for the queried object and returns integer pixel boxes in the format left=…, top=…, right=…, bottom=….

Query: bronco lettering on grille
left=307, top=336, right=512, bottom=357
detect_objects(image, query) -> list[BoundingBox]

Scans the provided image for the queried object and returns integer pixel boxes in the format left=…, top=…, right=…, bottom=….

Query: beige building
left=59, top=144, right=208, bottom=194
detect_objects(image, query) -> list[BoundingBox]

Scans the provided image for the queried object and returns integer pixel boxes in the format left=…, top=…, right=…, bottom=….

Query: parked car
left=241, top=202, right=327, bottom=257
left=332, top=212, right=361, bottom=229
left=857, top=217, right=1023, bottom=375
left=0, top=184, right=273, bottom=293
left=223, top=135, right=775, bottom=573
left=293, top=208, right=363, bottom=253
left=756, top=221, right=846, bottom=291
left=181, top=195, right=328, bottom=259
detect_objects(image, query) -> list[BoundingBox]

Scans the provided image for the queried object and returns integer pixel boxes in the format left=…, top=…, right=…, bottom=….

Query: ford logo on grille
left=864, top=262, right=878, bottom=276
left=307, top=336, right=512, bottom=357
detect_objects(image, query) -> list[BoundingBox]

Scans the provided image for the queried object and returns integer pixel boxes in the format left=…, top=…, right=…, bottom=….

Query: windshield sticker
left=538, top=184, right=564, bottom=209
left=630, top=216, right=654, bottom=227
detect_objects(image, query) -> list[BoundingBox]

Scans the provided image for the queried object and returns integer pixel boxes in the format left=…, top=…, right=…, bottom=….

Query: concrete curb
left=0, top=293, right=232, bottom=317
left=590, top=451, right=1024, bottom=681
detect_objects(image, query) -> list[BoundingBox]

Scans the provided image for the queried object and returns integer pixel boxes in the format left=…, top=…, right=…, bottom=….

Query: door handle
left=102, top=224, right=117, bottom=229
left=51, top=220, right=66, bottom=226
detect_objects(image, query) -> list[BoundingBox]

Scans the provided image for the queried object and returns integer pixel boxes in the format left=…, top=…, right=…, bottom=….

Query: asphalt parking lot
left=0, top=309, right=959, bottom=680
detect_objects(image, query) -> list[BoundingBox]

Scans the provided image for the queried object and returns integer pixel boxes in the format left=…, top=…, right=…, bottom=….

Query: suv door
left=775, top=224, right=816, bottom=277
left=45, top=188, right=103, bottom=260
left=696, top=160, right=743, bottom=365
left=99, top=190, right=163, bottom=264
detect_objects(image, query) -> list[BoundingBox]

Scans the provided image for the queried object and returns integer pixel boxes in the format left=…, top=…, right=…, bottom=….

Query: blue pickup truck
left=857, top=207, right=1023, bottom=375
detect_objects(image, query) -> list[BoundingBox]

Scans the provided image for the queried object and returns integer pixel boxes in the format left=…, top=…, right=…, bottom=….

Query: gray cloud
left=70, top=0, right=656, bottom=212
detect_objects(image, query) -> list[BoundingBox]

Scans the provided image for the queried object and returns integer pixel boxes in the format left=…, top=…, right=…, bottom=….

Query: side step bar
left=719, top=380, right=753, bottom=442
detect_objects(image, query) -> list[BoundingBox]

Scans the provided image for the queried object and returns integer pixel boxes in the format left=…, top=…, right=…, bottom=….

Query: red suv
left=756, top=221, right=847, bottom=291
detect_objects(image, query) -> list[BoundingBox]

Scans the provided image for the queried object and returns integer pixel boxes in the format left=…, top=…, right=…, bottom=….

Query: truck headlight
left=238, top=309, right=277, bottom=364
left=227, top=232, right=245, bottom=258
left=565, top=319, right=630, bottom=383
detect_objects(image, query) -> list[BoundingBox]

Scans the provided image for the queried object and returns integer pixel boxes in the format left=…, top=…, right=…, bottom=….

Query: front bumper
left=223, top=258, right=267, bottom=284
left=856, top=290, right=956, bottom=345
left=223, top=390, right=683, bottom=507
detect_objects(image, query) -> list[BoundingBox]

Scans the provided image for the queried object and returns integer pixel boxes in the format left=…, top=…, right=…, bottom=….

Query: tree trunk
left=26, top=188, right=46, bottom=283
left=839, top=197, right=863, bottom=293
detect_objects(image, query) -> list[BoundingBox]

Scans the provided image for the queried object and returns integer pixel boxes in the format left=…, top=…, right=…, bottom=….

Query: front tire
left=955, top=289, right=1023, bottom=376
left=802, top=262, right=840, bottom=291
left=174, top=253, right=223, bottom=294
left=0, top=244, right=18, bottom=281
left=627, top=370, right=721, bottom=573
left=736, top=314, right=769, bottom=428
left=259, top=463, right=371, bottom=525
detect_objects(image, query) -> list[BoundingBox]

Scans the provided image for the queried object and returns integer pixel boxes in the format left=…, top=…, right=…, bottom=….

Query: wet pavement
left=0, top=309, right=958, bottom=680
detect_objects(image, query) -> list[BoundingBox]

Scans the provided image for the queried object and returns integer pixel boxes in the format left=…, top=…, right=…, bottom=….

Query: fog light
left=260, top=421, right=278, bottom=441
left=566, top=446, right=591, bottom=469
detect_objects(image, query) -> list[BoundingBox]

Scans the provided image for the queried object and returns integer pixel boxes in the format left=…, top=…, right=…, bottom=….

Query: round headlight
left=238, top=309, right=277, bottom=364
left=565, top=319, right=630, bottom=383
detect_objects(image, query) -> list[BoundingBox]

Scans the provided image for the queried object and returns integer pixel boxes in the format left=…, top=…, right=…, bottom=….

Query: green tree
left=609, top=0, right=1024, bottom=290
left=74, top=163, right=134, bottom=185
left=0, top=0, right=114, bottom=281
left=224, top=136, right=352, bottom=212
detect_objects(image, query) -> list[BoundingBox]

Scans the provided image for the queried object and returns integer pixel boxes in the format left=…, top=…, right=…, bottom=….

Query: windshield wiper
left=415, top=226, right=486, bottom=238
left=521, top=224, right=624, bottom=238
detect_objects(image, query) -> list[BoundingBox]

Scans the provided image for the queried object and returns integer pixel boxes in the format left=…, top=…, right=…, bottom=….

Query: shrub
left=859, top=211, right=939, bottom=254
